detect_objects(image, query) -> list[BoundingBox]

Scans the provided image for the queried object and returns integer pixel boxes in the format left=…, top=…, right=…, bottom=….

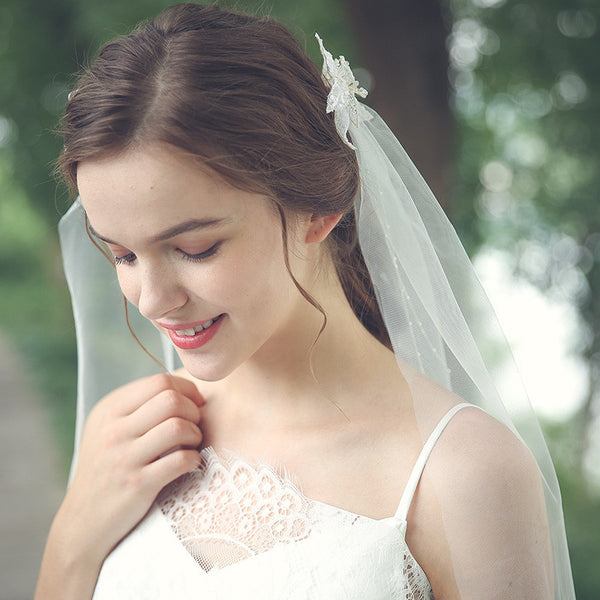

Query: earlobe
left=305, top=214, right=343, bottom=243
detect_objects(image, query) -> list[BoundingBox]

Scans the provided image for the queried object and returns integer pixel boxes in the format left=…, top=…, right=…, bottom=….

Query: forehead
left=78, top=145, right=223, bottom=212
left=76, top=145, right=270, bottom=242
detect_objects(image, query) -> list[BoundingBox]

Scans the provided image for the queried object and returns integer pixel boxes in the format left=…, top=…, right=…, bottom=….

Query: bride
left=36, top=3, right=574, bottom=598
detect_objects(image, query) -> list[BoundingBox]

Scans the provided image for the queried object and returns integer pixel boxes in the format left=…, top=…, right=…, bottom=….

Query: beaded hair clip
left=315, top=33, right=370, bottom=150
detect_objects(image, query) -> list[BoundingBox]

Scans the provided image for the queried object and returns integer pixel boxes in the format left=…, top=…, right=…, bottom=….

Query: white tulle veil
left=58, top=32, right=575, bottom=599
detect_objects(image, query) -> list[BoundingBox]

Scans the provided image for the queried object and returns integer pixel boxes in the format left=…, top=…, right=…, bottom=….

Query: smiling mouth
left=175, top=316, right=221, bottom=336
left=164, top=314, right=225, bottom=351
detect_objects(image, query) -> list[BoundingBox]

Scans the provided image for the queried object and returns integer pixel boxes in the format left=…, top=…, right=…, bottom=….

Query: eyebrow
left=88, top=217, right=232, bottom=246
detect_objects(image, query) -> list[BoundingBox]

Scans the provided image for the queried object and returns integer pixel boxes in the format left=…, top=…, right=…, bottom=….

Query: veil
left=58, top=33, right=575, bottom=600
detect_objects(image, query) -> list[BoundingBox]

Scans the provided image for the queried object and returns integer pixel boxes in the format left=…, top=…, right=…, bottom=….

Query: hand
left=59, top=373, right=204, bottom=565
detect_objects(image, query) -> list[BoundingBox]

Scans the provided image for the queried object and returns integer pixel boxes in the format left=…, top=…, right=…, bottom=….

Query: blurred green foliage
left=1, top=0, right=599, bottom=596
left=448, top=1, right=600, bottom=594
left=0, top=156, right=76, bottom=460
left=449, top=0, right=600, bottom=419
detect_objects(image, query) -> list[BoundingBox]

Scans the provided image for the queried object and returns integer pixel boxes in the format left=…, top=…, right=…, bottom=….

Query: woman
left=36, top=3, right=574, bottom=598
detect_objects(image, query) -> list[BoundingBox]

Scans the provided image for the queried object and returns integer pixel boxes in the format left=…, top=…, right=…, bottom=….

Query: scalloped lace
left=157, top=448, right=433, bottom=599
left=157, top=449, right=312, bottom=571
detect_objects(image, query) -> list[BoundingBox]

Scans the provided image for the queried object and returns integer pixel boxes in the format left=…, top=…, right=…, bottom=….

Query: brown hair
left=58, top=2, right=390, bottom=349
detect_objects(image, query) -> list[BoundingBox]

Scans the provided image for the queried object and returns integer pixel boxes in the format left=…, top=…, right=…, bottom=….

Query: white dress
left=92, top=403, right=471, bottom=599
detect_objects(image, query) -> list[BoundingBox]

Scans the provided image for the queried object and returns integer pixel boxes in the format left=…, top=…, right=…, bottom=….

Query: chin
left=175, top=351, right=237, bottom=383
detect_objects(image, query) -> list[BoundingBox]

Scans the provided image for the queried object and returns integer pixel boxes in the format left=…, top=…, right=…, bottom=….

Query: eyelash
left=113, top=243, right=221, bottom=266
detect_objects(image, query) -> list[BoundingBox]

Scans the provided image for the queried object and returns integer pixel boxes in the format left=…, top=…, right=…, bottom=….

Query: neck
left=206, top=268, right=398, bottom=429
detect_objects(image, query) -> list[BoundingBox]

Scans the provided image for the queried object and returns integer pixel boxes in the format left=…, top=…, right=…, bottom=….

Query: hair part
left=58, top=2, right=391, bottom=350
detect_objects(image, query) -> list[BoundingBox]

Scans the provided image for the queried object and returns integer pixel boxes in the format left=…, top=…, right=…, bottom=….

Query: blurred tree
left=448, top=0, right=600, bottom=469
left=345, top=0, right=452, bottom=206
left=448, top=2, right=600, bottom=595
left=0, top=0, right=79, bottom=223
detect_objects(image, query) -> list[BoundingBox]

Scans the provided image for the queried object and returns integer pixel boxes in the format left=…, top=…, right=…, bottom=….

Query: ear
left=304, top=214, right=343, bottom=244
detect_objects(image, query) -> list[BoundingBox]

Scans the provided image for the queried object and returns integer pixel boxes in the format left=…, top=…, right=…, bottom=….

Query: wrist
left=51, top=498, right=108, bottom=569
left=35, top=509, right=104, bottom=600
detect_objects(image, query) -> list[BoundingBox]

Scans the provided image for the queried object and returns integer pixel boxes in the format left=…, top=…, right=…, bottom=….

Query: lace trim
left=157, top=448, right=311, bottom=571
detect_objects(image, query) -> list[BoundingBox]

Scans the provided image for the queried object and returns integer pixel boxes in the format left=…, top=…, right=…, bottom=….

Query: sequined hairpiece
left=315, top=33, right=370, bottom=150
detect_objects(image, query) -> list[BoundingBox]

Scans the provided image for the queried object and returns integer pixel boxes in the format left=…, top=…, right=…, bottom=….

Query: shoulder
left=427, top=406, right=546, bottom=528
left=431, top=404, right=537, bottom=486
left=409, top=405, right=553, bottom=599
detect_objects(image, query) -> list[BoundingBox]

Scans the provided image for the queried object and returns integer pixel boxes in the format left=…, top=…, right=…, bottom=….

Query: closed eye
left=113, top=242, right=221, bottom=267
left=178, top=242, right=221, bottom=263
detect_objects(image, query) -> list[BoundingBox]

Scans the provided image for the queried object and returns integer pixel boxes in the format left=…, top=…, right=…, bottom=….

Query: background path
left=0, top=334, right=66, bottom=600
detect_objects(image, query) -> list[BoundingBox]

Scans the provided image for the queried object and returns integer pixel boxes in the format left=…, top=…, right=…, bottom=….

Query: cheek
left=239, top=250, right=298, bottom=316
left=208, top=236, right=295, bottom=313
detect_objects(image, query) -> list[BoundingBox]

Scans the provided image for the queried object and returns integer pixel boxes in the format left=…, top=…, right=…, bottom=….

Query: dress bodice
left=92, top=404, right=472, bottom=599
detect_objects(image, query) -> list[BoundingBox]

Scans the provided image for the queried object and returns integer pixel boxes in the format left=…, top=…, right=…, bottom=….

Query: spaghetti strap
left=394, top=403, right=473, bottom=523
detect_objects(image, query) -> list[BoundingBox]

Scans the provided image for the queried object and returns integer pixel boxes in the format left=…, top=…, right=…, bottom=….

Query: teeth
left=174, top=317, right=218, bottom=337
left=175, top=328, right=196, bottom=336
left=196, top=319, right=214, bottom=332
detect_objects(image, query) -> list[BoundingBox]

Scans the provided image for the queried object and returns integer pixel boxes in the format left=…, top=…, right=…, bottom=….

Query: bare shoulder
left=431, top=404, right=539, bottom=485
left=409, top=405, right=553, bottom=599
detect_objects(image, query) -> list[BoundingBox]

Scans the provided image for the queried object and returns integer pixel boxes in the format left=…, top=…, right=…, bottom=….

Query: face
left=77, top=144, right=319, bottom=381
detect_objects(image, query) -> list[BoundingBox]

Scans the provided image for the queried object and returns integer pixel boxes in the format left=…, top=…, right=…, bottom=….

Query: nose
left=134, top=262, right=188, bottom=321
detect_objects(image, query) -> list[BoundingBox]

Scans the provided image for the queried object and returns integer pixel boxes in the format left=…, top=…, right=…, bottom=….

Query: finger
left=127, top=389, right=202, bottom=438
left=168, top=375, right=205, bottom=407
left=143, top=448, right=202, bottom=493
left=112, top=373, right=202, bottom=416
left=135, top=417, right=203, bottom=465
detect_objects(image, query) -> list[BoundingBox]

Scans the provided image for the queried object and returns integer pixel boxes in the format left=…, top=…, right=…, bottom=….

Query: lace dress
left=92, top=403, right=471, bottom=599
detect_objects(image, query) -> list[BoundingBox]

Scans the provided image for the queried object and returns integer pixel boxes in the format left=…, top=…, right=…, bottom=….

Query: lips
left=161, top=314, right=225, bottom=350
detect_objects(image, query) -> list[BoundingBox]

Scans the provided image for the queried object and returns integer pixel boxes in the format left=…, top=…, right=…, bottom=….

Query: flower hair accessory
left=315, top=33, right=370, bottom=150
